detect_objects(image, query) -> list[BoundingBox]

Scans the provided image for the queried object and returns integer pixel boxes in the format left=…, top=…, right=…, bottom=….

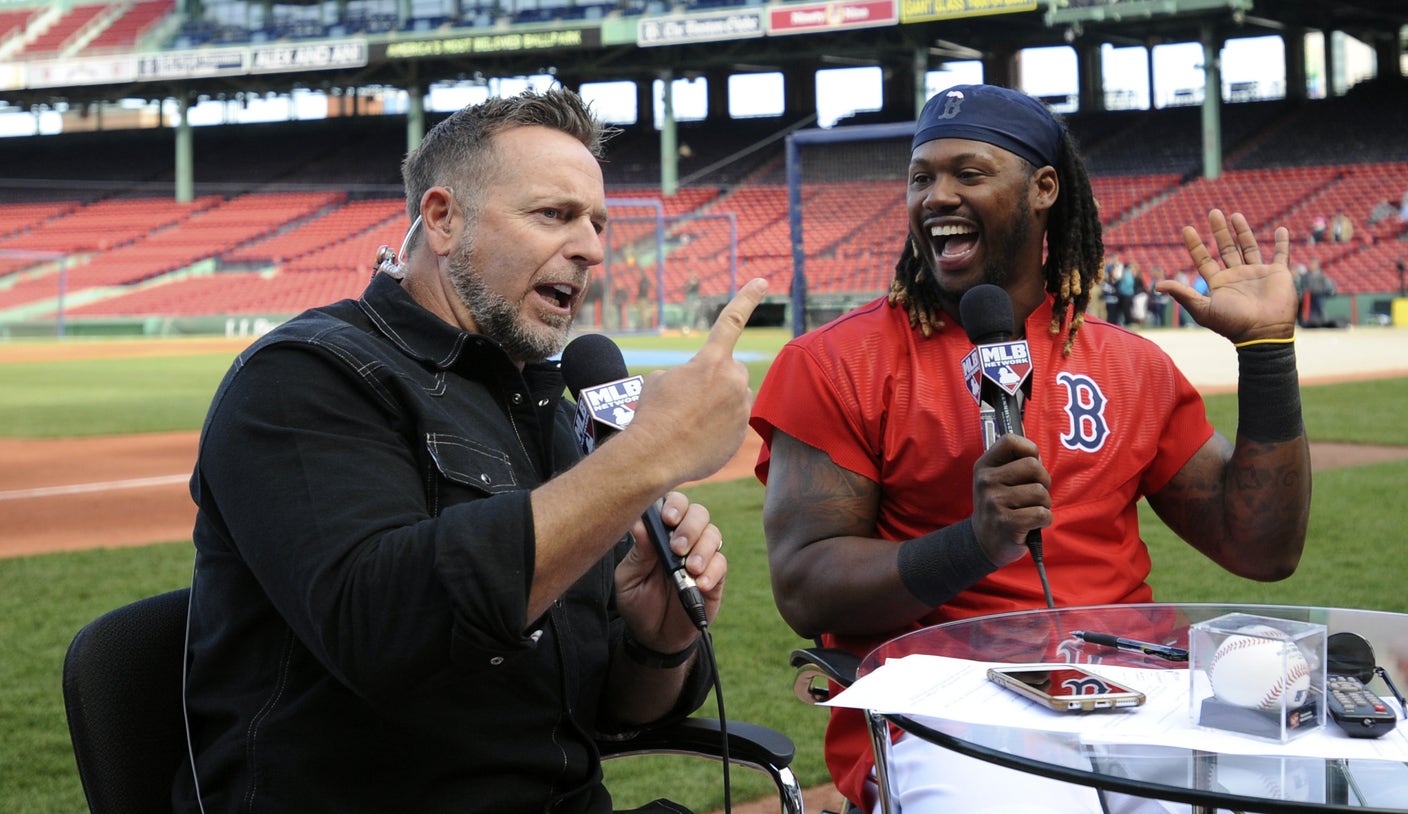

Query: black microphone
left=958, top=284, right=1053, bottom=608
left=561, top=333, right=710, bottom=630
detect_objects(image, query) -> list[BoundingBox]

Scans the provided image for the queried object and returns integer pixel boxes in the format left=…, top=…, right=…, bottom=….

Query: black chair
left=62, top=588, right=189, bottom=814
left=62, top=588, right=804, bottom=814
left=790, top=644, right=860, bottom=706
left=789, top=645, right=864, bottom=814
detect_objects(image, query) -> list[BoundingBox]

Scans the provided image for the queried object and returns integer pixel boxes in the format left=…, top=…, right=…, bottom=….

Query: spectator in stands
left=1101, top=253, right=1124, bottom=323
left=1108, top=257, right=1139, bottom=326
left=1309, top=214, right=1328, bottom=244
left=1367, top=199, right=1396, bottom=227
left=584, top=273, right=606, bottom=329
left=612, top=277, right=632, bottom=330
left=683, top=272, right=702, bottom=333
left=1085, top=268, right=1107, bottom=320
left=635, top=265, right=653, bottom=329
left=1170, top=268, right=1193, bottom=326
left=1170, top=267, right=1210, bottom=327
left=750, top=83, right=1308, bottom=814
left=177, top=88, right=767, bottom=814
left=1292, top=262, right=1308, bottom=323
left=1330, top=210, right=1355, bottom=243
left=1126, top=261, right=1149, bottom=327
left=1147, top=265, right=1171, bottom=326
left=1303, top=259, right=1336, bottom=326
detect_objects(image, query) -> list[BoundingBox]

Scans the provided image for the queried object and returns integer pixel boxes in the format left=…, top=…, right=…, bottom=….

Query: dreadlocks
left=888, top=127, right=1106, bottom=355
left=887, top=235, right=945, bottom=338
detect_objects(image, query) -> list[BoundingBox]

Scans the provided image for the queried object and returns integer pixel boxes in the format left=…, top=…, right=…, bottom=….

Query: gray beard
left=448, top=248, right=572, bottom=364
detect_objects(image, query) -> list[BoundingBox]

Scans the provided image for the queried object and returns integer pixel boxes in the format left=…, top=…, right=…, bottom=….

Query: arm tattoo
left=765, top=434, right=879, bottom=545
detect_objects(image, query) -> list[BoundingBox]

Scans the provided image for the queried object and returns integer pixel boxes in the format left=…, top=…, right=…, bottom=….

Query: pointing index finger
left=702, top=278, right=768, bottom=355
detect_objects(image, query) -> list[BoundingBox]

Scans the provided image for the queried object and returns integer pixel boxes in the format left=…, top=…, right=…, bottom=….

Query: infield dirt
left=4, top=328, right=1408, bottom=560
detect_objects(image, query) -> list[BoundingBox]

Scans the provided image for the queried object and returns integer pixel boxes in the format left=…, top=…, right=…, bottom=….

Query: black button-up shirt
left=178, top=273, right=707, bottom=813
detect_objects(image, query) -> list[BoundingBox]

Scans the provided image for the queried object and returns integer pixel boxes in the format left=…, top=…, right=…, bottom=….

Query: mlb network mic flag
left=963, top=340, right=1033, bottom=449
left=971, top=339, right=1033, bottom=403
left=962, top=340, right=1034, bottom=406
left=572, top=375, right=644, bottom=454
left=962, top=348, right=983, bottom=406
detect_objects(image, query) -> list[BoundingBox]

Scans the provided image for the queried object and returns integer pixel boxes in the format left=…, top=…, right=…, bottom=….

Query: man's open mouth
left=538, top=283, right=576, bottom=308
left=931, top=223, right=979, bottom=259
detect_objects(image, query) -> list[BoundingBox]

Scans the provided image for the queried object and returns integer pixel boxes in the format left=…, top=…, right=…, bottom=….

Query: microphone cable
left=698, top=626, right=733, bottom=814
left=1028, top=530, right=1054, bottom=609
left=676, top=560, right=732, bottom=814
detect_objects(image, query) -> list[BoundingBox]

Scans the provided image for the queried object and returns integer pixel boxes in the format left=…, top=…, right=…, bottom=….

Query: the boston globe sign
left=635, top=0, right=904, bottom=48
left=633, top=0, right=1032, bottom=47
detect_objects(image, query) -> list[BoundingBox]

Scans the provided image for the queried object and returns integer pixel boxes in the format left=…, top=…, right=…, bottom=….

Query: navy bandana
left=912, top=84, right=1063, bottom=169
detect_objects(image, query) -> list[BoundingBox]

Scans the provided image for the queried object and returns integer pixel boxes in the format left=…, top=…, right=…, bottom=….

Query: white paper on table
left=823, top=654, right=1408, bottom=761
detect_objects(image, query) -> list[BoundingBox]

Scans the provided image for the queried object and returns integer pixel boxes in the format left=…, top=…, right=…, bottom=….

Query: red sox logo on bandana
left=939, top=89, right=965, bottom=119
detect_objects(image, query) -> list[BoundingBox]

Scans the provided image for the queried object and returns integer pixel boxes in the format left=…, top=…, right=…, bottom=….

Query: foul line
left=0, top=474, right=190, bottom=501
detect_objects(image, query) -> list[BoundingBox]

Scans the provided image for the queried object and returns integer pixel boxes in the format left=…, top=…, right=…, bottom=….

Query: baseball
left=1209, top=624, right=1312, bottom=711
left=1215, top=764, right=1312, bottom=802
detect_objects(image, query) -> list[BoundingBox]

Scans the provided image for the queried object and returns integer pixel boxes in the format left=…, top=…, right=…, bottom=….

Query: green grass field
left=3, top=328, right=1407, bottom=813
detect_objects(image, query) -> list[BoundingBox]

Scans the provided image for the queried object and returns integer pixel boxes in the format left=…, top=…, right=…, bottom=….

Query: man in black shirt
left=178, top=88, right=767, bottom=813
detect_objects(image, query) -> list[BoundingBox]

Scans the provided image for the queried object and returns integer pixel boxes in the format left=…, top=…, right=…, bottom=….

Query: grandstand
left=0, top=0, right=1405, bottom=335
left=2, top=84, right=1407, bottom=335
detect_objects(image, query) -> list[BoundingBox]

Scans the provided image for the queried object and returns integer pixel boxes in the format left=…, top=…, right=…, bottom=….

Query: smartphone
left=988, top=663, right=1146, bottom=712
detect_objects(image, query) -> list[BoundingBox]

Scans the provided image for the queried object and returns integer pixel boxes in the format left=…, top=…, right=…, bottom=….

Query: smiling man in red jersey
left=752, top=84, right=1310, bottom=814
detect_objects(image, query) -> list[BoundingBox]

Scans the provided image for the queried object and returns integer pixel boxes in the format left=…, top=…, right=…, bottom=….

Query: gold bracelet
left=1233, top=336, right=1296, bottom=349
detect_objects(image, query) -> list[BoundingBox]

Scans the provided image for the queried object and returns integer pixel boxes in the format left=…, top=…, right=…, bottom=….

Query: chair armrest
left=598, top=717, right=795, bottom=771
left=790, top=646, right=861, bottom=704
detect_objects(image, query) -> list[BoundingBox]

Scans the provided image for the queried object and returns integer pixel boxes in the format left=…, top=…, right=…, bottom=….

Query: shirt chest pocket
left=425, top=433, right=521, bottom=497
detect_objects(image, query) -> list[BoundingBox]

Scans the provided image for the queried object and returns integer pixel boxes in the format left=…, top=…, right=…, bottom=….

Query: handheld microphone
left=958, top=284, right=1053, bottom=608
left=561, top=333, right=710, bottom=630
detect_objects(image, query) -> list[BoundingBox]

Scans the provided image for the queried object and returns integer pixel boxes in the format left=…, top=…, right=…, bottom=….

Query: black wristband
left=1236, top=342, right=1304, bottom=443
left=621, top=630, right=699, bottom=669
left=896, top=519, right=1000, bottom=607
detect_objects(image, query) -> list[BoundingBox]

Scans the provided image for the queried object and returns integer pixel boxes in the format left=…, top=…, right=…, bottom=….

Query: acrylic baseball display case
left=1188, top=613, right=1326, bottom=742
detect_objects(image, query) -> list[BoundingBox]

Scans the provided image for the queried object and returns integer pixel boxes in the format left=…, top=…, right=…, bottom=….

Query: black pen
left=1070, top=630, right=1189, bottom=662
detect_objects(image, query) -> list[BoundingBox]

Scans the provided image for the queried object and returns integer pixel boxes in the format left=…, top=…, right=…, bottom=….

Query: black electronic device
left=1326, top=674, right=1397, bottom=738
left=988, top=663, right=1145, bottom=713
left=1326, top=631, right=1404, bottom=739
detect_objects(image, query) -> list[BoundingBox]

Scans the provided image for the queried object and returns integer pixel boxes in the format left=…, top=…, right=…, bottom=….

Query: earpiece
left=372, top=214, right=423, bottom=280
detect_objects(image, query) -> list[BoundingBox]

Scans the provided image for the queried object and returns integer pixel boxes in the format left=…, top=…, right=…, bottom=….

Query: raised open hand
left=1156, top=209, right=1297, bottom=344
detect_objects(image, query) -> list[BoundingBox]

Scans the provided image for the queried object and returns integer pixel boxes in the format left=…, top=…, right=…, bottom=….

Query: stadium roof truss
left=0, top=0, right=1402, bottom=112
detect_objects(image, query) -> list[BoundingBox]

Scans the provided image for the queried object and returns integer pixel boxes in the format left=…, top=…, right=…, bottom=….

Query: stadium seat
left=62, top=588, right=805, bottom=814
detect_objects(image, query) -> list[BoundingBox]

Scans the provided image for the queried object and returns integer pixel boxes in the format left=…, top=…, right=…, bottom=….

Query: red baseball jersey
left=750, top=295, right=1213, bottom=805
